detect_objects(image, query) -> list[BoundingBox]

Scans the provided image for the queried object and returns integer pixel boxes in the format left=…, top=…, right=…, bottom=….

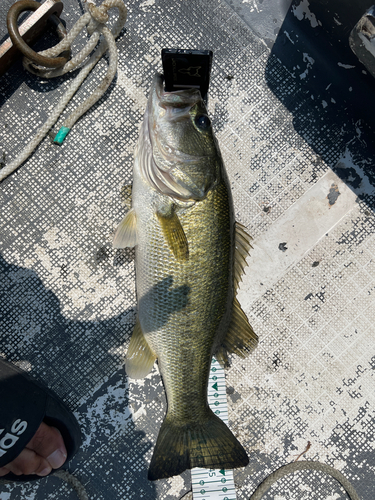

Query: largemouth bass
left=113, top=73, right=258, bottom=481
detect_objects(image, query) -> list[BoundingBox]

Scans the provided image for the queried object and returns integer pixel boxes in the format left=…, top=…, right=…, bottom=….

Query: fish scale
left=135, top=169, right=233, bottom=421
left=113, top=74, right=257, bottom=480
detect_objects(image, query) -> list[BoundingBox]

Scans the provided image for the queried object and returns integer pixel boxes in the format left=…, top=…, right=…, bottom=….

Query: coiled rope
left=0, top=0, right=127, bottom=182
left=249, top=460, right=361, bottom=500
left=181, top=460, right=361, bottom=499
left=53, top=470, right=89, bottom=500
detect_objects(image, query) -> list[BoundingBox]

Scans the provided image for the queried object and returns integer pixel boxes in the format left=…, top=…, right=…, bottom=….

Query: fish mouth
left=138, top=74, right=212, bottom=202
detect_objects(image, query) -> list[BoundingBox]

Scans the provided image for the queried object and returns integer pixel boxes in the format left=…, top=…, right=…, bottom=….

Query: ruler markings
left=191, top=357, right=237, bottom=500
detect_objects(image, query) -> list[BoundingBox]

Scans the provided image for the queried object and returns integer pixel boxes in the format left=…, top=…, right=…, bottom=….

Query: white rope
left=249, top=460, right=361, bottom=500
left=0, top=0, right=127, bottom=183
left=53, top=470, right=89, bottom=500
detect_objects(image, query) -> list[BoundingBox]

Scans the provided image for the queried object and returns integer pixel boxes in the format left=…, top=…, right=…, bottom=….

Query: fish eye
left=194, top=114, right=211, bottom=131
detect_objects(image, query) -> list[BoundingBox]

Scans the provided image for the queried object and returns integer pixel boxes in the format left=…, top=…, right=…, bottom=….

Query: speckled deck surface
left=0, top=0, right=374, bottom=499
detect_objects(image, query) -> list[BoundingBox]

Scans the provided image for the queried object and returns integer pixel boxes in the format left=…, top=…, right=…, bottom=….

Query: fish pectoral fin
left=148, top=409, right=249, bottom=480
left=234, top=221, right=253, bottom=291
left=219, top=297, right=258, bottom=361
left=125, top=318, right=156, bottom=379
left=113, top=208, right=138, bottom=248
left=156, top=206, right=189, bottom=261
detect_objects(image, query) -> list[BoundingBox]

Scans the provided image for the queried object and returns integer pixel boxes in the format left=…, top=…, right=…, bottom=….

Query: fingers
left=0, top=422, right=67, bottom=477
left=0, top=448, right=52, bottom=477
left=27, top=422, right=67, bottom=469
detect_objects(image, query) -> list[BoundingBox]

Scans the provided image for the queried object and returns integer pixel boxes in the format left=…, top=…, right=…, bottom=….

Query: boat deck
left=0, top=0, right=374, bottom=498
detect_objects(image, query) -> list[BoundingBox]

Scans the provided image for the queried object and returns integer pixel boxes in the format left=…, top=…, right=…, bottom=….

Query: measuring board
left=191, top=357, right=237, bottom=500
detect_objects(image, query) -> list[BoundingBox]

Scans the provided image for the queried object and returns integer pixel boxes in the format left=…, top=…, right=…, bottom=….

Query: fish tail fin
left=148, top=409, right=248, bottom=480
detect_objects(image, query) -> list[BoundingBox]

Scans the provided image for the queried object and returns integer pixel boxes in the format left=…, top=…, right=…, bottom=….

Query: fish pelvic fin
left=125, top=318, right=156, bottom=378
left=113, top=208, right=138, bottom=248
left=156, top=205, right=189, bottom=261
left=216, top=298, right=258, bottom=365
left=234, top=221, right=253, bottom=291
left=148, top=409, right=249, bottom=480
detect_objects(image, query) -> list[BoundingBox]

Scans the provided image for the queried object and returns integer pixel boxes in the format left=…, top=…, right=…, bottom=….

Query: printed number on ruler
left=191, top=357, right=237, bottom=500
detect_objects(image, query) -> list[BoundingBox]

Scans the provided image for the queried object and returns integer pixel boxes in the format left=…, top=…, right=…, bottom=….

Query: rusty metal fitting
left=6, top=0, right=69, bottom=69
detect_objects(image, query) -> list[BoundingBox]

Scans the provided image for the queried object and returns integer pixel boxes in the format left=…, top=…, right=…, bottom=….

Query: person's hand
left=0, top=422, right=67, bottom=477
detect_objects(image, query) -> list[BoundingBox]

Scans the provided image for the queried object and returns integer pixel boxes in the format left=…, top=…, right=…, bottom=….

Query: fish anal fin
left=221, top=298, right=258, bottom=359
left=234, top=221, right=253, bottom=290
left=215, top=346, right=230, bottom=368
left=148, top=409, right=248, bottom=480
left=113, top=208, right=138, bottom=249
left=125, top=318, right=156, bottom=379
left=156, top=206, right=189, bottom=261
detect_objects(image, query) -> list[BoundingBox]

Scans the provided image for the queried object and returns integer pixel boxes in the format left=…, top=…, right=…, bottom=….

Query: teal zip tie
left=54, top=126, right=71, bottom=145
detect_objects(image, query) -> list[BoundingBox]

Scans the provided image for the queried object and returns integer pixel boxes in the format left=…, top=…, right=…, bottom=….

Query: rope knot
left=87, top=1, right=109, bottom=24
left=0, top=0, right=127, bottom=181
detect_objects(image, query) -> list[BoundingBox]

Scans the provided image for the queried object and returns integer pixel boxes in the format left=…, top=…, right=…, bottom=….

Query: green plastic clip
left=54, top=126, right=71, bottom=145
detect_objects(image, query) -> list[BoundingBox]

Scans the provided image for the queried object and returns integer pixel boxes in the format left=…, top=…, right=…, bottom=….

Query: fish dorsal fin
left=113, top=208, right=138, bottom=248
left=156, top=205, right=189, bottom=261
left=217, top=298, right=258, bottom=364
left=234, top=221, right=253, bottom=291
left=125, top=318, right=157, bottom=379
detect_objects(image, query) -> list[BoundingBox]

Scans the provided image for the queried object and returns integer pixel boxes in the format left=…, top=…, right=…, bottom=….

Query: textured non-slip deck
left=0, top=0, right=374, bottom=498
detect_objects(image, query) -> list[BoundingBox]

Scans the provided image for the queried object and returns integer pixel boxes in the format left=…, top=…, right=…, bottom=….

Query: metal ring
left=7, top=0, right=69, bottom=69
left=23, top=13, right=71, bottom=75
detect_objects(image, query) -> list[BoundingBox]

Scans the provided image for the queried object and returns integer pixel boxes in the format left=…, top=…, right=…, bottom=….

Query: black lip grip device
left=161, top=48, right=213, bottom=103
